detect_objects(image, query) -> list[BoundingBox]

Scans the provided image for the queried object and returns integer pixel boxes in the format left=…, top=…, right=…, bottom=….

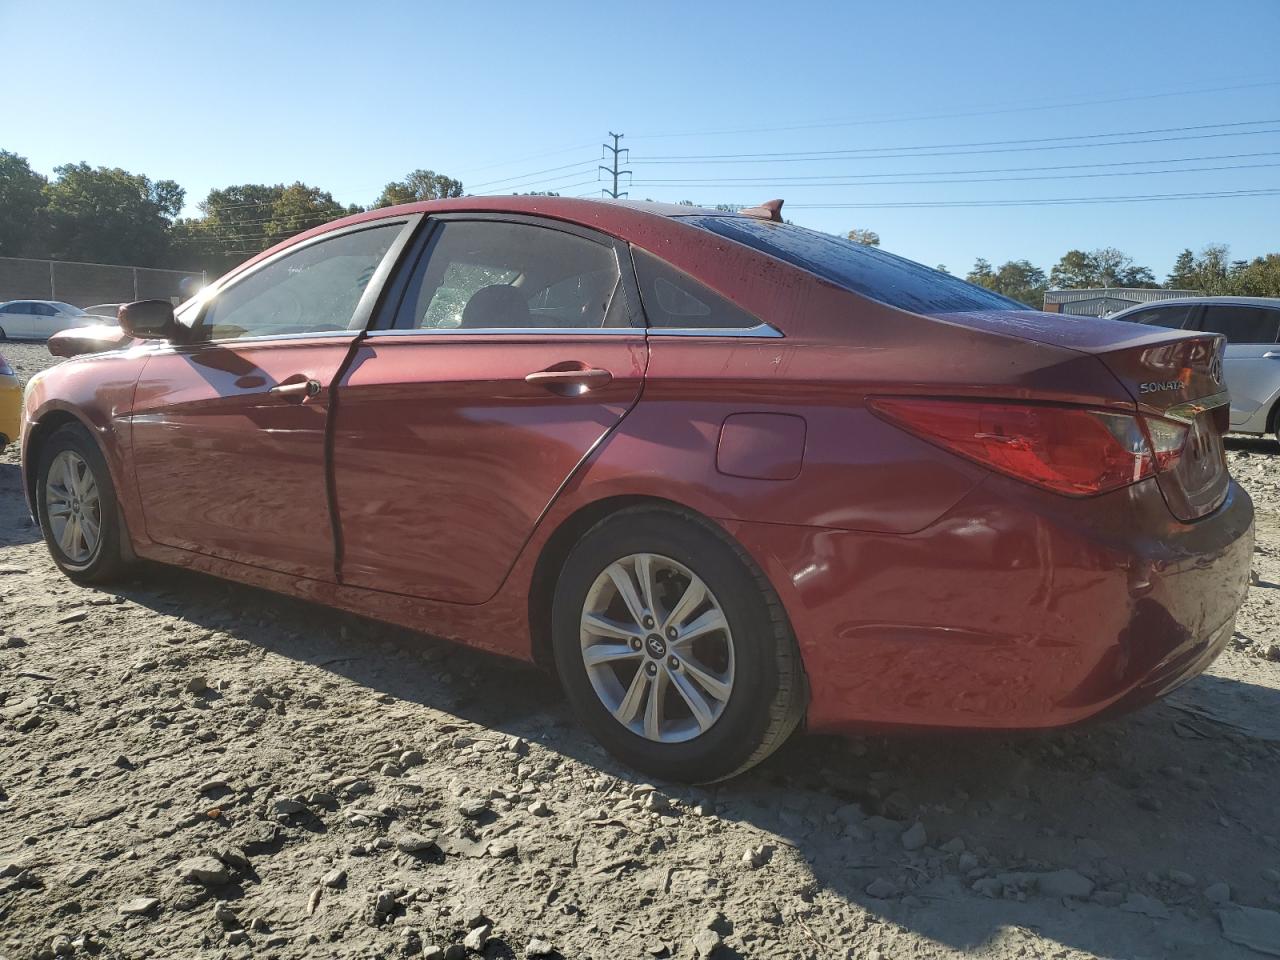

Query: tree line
left=0, top=149, right=464, bottom=274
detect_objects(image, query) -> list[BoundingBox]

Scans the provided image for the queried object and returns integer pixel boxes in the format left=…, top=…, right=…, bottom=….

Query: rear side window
left=1199, top=305, right=1280, bottom=344
left=1127, top=305, right=1193, bottom=329
left=683, top=216, right=1023, bottom=314
left=632, top=248, right=761, bottom=329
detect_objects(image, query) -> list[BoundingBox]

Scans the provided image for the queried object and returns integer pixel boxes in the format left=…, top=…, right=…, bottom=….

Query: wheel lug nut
left=645, top=662, right=657, bottom=677
left=642, top=616, right=655, bottom=628
left=668, top=656, right=679, bottom=670
left=629, top=637, right=642, bottom=651
left=666, top=626, right=677, bottom=640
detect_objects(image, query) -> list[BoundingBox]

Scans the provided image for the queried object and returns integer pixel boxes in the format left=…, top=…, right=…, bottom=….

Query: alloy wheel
left=44, top=450, right=101, bottom=564
left=579, top=552, right=735, bottom=743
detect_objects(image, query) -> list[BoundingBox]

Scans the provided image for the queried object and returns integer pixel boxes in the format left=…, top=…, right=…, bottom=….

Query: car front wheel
left=36, top=423, right=132, bottom=583
left=552, top=507, right=806, bottom=782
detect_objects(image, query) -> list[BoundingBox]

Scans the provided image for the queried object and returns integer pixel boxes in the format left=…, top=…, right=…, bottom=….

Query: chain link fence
left=0, top=256, right=206, bottom=308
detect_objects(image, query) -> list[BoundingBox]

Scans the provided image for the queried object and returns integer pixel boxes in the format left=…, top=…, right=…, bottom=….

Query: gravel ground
left=2, top=339, right=1279, bottom=960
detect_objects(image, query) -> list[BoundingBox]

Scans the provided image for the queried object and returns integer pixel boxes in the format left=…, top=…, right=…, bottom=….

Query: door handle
left=525, top=367, right=613, bottom=389
left=270, top=378, right=321, bottom=399
left=1264, top=351, right=1280, bottom=359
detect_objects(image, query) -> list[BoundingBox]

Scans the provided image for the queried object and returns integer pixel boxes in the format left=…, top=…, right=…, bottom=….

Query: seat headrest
left=459, top=284, right=530, bottom=328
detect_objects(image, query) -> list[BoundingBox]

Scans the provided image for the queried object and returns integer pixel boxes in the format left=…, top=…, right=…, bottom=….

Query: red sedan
left=21, top=198, right=1253, bottom=782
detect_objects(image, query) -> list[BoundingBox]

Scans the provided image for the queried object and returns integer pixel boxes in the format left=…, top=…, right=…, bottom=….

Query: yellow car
left=0, top=352, right=20, bottom=452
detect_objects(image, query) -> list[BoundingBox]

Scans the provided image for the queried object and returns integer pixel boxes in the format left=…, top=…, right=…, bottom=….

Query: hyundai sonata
left=21, top=197, right=1253, bottom=781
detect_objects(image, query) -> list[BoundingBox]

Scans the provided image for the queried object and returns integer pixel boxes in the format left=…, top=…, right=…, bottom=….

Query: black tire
left=551, top=507, right=806, bottom=783
left=36, top=423, right=132, bottom=583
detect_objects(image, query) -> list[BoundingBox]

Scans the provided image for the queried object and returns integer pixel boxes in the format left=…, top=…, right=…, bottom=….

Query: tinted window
left=32, top=303, right=56, bottom=317
left=1200, top=306, right=1280, bottom=344
left=395, top=220, right=621, bottom=330
left=632, top=248, right=761, bottom=329
left=1126, top=305, right=1193, bottom=329
left=198, top=224, right=402, bottom=341
left=684, top=216, right=1023, bottom=314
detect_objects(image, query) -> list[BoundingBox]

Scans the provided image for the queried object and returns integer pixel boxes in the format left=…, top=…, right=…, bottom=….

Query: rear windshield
left=682, top=216, right=1023, bottom=314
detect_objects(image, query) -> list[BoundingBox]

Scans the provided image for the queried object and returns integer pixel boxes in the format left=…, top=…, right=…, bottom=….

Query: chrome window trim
left=365, top=326, right=644, bottom=338
left=647, top=323, right=783, bottom=338
left=1163, top=390, right=1231, bottom=425
left=361, top=322, right=782, bottom=338
left=146, top=330, right=360, bottom=355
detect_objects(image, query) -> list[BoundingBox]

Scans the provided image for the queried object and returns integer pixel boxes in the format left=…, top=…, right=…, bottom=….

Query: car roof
left=1112, top=295, right=1280, bottom=317
left=222, top=196, right=748, bottom=285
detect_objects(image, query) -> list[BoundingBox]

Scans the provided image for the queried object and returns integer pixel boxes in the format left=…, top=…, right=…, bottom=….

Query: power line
left=452, top=141, right=598, bottom=178
left=599, top=132, right=631, bottom=199
left=630, top=159, right=1280, bottom=189
left=628, top=78, right=1280, bottom=140
left=785, top=187, right=1280, bottom=210
left=632, top=118, right=1280, bottom=163
left=625, top=149, right=1280, bottom=183
left=467, top=159, right=597, bottom=191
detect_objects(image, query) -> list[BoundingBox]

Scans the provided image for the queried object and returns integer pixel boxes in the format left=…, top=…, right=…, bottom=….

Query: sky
left=2, top=0, right=1278, bottom=279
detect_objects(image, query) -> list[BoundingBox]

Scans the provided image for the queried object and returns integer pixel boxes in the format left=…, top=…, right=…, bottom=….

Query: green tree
left=0, top=150, right=49, bottom=257
left=966, top=258, right=995, bottom=286
left=1167, top=249, right=1198, bottom=288
left=43, top=162, right=184, bottom=265
left=1229, top=253, right=1280, bottom=296
left=173, top=182, right=357, bottom=272
left=968, top=258, right=1046, bottom=307
left=1049, top=247, right=1155, bottom=289
left=846, top=228, right=880, bottom=246
left=376, top=169, right=463, bottom=207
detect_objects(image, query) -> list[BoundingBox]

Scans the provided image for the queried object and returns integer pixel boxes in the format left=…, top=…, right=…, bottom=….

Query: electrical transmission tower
left=599, top=132, right=631, bottom=199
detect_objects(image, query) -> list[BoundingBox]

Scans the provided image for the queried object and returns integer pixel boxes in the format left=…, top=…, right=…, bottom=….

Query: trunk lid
left=934, top=310, right=1231, bottom=521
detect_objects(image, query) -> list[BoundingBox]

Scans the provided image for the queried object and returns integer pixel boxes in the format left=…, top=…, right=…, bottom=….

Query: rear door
left=33, top=303, right=69, bottom=339
left=129, top=218, right=416, bottom=579
left=332, top=214, right=647, bottom=604
left=1194, top=303, right=1280, bottom=430
left=4, top=303, right=34, bottom=338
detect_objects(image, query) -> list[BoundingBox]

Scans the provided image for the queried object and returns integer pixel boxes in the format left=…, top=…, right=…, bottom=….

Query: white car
left=0, top=300, right=97, bottom=340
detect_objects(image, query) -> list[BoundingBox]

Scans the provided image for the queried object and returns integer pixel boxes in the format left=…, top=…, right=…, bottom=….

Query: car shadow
left=0, top=463, right=41, bottom=547
left=103, top=562, right=1280, bottom=958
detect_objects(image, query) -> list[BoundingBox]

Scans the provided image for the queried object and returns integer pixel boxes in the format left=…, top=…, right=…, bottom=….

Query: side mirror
left=118, top=299, right=179, bottom=340
left=48, top=324, right=133, bottom=358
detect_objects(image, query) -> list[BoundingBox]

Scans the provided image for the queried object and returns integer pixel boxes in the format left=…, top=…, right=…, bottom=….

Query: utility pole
left=599, top=132, right=631, bottom=199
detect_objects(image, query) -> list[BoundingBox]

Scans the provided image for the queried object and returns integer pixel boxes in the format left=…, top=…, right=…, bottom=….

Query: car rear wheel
left=36, top=424, right=132, bottom=583
left=551, top=507, right=805, bottom=782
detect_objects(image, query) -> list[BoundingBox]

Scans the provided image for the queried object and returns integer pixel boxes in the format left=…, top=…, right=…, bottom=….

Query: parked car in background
left=1110, top=296, right=1280, bottom=441
left=81, top=303, right=125, bottom=321
left=0, top=351, right=19, bottom=450
left=19, top=197, right=1253, bottom=782
left=0, top=301, right=96, bottom=341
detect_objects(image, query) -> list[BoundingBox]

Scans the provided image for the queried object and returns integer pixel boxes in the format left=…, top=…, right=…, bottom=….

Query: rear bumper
left=724, top=474, right=1254, bottom=734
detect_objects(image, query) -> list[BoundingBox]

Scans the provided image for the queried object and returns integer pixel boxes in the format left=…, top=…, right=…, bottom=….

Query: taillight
left=867, top=397, right=1188, bottom=497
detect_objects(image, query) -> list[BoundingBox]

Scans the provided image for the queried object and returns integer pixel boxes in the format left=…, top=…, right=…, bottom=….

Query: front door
left=332, top=216, right=647, bottom=604
left=130, top=219, right=412, bottom=579
left=1197, top=304, right=1280, bottom=427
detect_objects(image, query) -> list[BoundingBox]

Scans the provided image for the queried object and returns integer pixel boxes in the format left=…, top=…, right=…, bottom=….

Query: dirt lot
left=2, top=340, right=1279, bottom=960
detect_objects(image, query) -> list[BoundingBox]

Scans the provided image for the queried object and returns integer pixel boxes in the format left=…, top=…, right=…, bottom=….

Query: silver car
left=1110, top=296, right=1280, bottom=441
